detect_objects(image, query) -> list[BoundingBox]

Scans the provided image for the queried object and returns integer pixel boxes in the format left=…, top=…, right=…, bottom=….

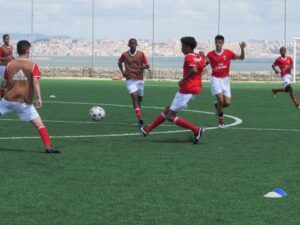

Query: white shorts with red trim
left=170, top=91, right=196, bottom=112
left=0, top=66, right=5, bottom=80
left=126, top=79, right=144, bottom=96
left=281, top=74, right=293, bottom=88
left=211, top=76, right=231, bottom=97
left=0, top=99, right=40, bottom=122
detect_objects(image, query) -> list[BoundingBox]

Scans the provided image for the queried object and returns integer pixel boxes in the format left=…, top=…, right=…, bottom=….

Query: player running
left=206, top=35, right=246, bottom=128
left=0, top=34, right=14, bottom=81
left=140, top=37, right=205, bottom=144
left=118, top=38, right=150, bottom=127
left=0, top=40, right=60, bottom=153
left=271, top=46, right=299, bottom=109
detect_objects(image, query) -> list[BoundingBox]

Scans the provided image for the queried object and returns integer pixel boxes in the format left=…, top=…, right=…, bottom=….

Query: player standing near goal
left=271, top=46, right=299, bottom=109
left=206, top=35, right=246, bottom=128
left=0, top=40, right=60, bottom=153
left=118, top=38, right=150, bottom=127
left=0, top=34, right=14, bottom=97
left=140, top=37, right=205, bottom=144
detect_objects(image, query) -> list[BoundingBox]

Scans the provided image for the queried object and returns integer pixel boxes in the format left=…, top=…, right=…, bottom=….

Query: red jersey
left=272, top=56, right=293, bottom=77
left=0, top=45, right=14, bottom=66
left=180, top=53, right=206, bottom=95
left=207, top=49, right=236, bottom=78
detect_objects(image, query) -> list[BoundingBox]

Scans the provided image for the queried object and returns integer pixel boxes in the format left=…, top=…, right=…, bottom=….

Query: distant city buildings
left=8, top=38, right=299, bottom=57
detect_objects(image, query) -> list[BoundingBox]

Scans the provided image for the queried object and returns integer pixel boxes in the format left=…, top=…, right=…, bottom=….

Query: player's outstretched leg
left=285, top=85, right=299, bottom=109
left=31, top=117, right=60, bottom=153
left=140, top=112, right=167, bottom=136
left=271, top=88, right=284, bottom=98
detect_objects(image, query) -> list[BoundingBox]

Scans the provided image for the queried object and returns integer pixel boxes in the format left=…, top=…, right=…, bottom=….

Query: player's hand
left=240, top=42, right=247, bottom=49
left=36, top=99, right=42, bottom=109
left=199, top=51, right=206, bottom=57
left=274, top=70, right=279, bottom=74
left=122, top=71, right=128, bottom=78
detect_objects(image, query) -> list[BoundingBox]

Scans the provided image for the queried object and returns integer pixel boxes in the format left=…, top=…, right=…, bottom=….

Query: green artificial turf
left=0, top=79, right=299, bottom=225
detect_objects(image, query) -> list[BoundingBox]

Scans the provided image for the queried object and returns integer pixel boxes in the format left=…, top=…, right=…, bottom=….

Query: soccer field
left=0, top=79, right=299, bottom=225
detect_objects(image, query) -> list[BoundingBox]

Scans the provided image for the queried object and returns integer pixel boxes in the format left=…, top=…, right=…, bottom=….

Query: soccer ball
left=90, top=106, right=105, bottom=121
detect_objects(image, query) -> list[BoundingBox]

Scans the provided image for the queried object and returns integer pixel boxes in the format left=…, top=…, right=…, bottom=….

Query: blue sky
left=0, top=0, right=299, bottom=42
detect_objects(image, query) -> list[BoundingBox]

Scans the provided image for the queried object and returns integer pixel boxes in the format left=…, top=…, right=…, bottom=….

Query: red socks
left=174, top=117, right=199, bottom=134
left=38, top=126, right=52, bottom=148
left=135, top=107, right=142, bottom=120
left=145, top=112, right=166, bottom=133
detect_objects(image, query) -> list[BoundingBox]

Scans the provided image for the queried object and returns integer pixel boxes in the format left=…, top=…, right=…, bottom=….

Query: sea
left=33, top=56, right=300, bottom=72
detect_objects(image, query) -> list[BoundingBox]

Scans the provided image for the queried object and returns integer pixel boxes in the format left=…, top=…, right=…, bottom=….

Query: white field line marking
left=0, top=126, right=221, bottom=140
left=0, top=118, right=176, bottom=127
left=0, top=101, right=243, bottom=140
left=228, top=127, right=300, bottom=132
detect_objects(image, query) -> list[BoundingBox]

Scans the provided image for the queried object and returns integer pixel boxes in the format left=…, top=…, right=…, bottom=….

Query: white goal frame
left=293, top=38, right=300, bottom=83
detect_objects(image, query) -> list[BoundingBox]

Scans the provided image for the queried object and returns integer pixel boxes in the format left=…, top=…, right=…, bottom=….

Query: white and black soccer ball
left=90, top=106, right=105, bottom=121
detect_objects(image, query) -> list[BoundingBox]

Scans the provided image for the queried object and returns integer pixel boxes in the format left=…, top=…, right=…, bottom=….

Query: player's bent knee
left=31, top=117, right=44, bottom=128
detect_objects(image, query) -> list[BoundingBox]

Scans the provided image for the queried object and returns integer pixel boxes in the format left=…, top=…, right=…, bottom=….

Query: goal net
left=293, top=38, right=300, bottom=83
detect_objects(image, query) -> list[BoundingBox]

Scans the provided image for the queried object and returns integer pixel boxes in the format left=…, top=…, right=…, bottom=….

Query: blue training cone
left=264, top=188, right=287, bottom=198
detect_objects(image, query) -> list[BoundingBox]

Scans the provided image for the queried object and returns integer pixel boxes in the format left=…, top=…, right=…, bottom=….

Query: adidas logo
left=12, top=70, right=27, bottom=81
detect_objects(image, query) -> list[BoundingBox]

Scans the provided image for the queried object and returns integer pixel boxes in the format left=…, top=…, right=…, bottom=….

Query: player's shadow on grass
left=0, top=147, right=37, bottom=153
left=150, top=138, right=193, bottom=144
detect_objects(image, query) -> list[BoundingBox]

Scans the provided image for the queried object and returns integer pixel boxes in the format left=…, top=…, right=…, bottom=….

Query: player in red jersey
left=0, top=34, right=14, bottom=97
left=118, top=38, right=150, bottom=127
left=140, top=37, right=205, bottom=144
left=206, top=35, right=246, bottom=128
left=0, top=40, right=60, bottom=153
left=271, top=46, right=299, bottom=109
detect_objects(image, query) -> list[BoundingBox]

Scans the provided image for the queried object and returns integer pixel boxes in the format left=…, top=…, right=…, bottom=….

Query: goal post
left=293, top=37, right=300, bottom=83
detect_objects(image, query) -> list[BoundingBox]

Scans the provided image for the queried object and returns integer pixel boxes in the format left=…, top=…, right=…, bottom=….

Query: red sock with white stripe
left=291, top=95, right=299, bottom=107
left=144, top=112, right=166, bottom=133
left=174, top=117, right=199, bottom=134
left=38, top=126, right=52, bottom=148
left=135, top=107, right=142, bottom=120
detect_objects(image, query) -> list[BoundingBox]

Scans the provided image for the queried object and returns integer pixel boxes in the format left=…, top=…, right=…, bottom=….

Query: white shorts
left=0, top=99, right=40, bottom=122
left=211, top=76, right=231, bottom=97
left=282, top=74, right=293, bottom=88
left=0, top=66, right=5, bottom=81
left=170, top=91, right=196, bottom=112
left=126, top=79, right=144, bottom=96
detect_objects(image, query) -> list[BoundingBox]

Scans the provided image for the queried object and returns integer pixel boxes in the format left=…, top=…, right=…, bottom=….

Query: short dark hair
left=181, top=36, right=197, bottom=50
left=3, top=34, right=9, bottom=39
left=215, top=35, right=225, bottom=42
left=128, top=38, right=137, bottom=44
left=17, top=40, right=31, bottom=55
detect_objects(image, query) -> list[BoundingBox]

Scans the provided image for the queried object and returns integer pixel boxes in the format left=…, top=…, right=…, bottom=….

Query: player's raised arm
left=234, top=42, right=246, bottom=60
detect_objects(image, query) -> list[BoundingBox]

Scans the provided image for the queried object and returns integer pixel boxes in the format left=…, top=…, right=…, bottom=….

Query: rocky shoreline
left=40, top=67, right=300, bottom=82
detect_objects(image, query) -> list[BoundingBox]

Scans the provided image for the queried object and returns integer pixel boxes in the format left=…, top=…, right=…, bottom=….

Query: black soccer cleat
left=193, top=128, right=204, bottom=144
left=45, top=147, right=61, bottom=154
left=140, top=126, right=149, bottom=137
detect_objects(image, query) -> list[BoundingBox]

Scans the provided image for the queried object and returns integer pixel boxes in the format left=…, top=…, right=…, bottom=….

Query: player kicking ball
left=0, top=40, right=60, bottom=153
left=271, top=46, right=299, bottom=109
left=206, top=35, right=246, bottom=128
left=140, top=37, right=205, bottom=144
left=118, top=38, right=150, bottom=127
